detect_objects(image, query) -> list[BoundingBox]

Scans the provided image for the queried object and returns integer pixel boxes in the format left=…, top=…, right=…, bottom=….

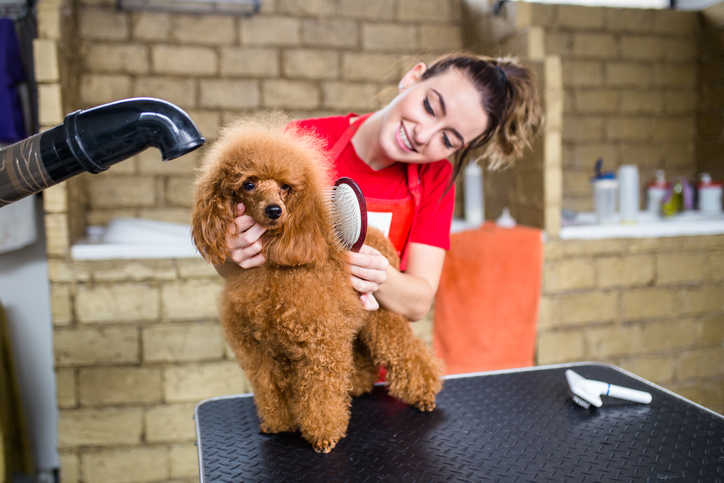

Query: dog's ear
left=264, top=185, right=331, bottom=267
left=191, top=166, right=236, bottom=267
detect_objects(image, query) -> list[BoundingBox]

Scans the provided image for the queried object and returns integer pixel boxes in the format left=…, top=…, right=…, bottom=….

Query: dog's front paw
left=414, top=398, right=436, bottom=412
left=312, top=438, right=338, bottom=454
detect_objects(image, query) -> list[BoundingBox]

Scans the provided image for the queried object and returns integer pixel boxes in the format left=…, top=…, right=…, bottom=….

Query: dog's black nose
left=265, top=204, right=282, bottom=219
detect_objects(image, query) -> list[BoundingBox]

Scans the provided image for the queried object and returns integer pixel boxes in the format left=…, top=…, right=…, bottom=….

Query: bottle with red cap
left=698, top=173, right=722, bottom=215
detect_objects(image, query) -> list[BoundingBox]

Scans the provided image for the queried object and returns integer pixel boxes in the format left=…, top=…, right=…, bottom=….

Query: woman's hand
left=347, top=245, right=390, bottom=311
left=227, top=203, right=266, bottom=268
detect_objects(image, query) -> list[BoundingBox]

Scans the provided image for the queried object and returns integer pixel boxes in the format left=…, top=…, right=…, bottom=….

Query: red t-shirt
left=293, top=114, right=455, bottom=253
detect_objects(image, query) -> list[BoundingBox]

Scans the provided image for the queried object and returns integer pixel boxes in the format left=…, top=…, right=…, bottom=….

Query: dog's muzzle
left=265, top=204, right=282, bottom=220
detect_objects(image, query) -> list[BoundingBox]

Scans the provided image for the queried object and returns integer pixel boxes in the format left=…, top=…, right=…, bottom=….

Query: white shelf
left=560, top=211, right=724, bottom=240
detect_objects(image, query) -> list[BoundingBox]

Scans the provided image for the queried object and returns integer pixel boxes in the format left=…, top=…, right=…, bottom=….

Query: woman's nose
left=413, top=120, right=440, bottom=145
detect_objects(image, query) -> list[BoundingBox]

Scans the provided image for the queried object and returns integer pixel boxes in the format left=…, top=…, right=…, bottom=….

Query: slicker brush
left=330, top=177, right=367, bottom=252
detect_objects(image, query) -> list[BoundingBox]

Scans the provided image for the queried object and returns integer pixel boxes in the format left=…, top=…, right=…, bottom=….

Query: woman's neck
left=351, top=112, right=395, bottom=171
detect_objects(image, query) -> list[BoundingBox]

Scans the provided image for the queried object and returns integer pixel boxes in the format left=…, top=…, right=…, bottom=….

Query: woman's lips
left=396, top=123, right=415, bottom=152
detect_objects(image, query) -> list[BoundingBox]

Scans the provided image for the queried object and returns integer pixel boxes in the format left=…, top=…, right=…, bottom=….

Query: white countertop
left=560, top=210, right=724, bottom=240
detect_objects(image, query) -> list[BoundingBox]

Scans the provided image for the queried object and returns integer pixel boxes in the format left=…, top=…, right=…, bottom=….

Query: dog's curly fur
left=191, top=119, right=442, bottom=453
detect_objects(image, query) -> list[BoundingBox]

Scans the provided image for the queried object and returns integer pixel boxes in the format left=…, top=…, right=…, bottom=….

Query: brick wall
left=696, top=3, right=723, bottom=181
left=68, top=0, right=463, bottom=228
left=484, top=2, right=700, bottom=213
left=539, top=235, right=724, bottom=412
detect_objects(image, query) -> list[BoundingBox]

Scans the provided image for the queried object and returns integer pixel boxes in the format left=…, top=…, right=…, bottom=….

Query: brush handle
left=589, top=380, right=652, bottom=404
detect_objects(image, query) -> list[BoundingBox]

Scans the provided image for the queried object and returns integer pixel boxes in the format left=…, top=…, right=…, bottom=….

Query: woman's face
left=378, top=64, right=489, bottom=165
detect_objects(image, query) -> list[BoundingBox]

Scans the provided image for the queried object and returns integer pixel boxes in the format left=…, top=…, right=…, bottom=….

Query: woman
left=218, top=53, right=542, bottom=320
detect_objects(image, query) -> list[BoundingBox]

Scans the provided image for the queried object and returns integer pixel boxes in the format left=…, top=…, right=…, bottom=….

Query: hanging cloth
left=328, top=113, right=421, bottom=272
left=0, top=18, right=27, bottom=143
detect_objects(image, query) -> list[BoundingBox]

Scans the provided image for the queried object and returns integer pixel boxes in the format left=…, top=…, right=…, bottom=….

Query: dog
left=191, top=118, right=442, bottom=453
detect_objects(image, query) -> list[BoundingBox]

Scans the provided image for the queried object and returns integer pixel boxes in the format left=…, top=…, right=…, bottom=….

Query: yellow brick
left=161, top=279, right=222, bottom=320
left=338, top=0, right=389, bottom=18
left=543, top=291, right=618, bottom=326
left=79, top=367, right=162, bottom=405
left=596, top=254, right=655, bottom=288
left=76, top=283, right=159, bottom=323
left=166, top=176, right=195, bottom=207
left=605, top=8, right=653, bottom=32
left=58, top=408, right=143, bottom=447
left=573, top=89, right=619, bottom=114
left=80, top=74, right=132, bottom=106
left=322, top=82, right=380, bottom=111
left=567, top=144, right=620, bottom=169
left=656, top=252, right=709, bottom=284
left=586, top=324, right=642, bottom=358
left=621, top=355, right=675, bottom=385
left=43, top=183, right=67, bottom=213
left=619, top=90, right=663, bottom=114
left=145, top=403, right=196, bottom=442
left=37, top=1, right=61, bottom=40
left=679, top=286, right=724, bottom=315
left=54, top=327, right=139, bottom=366
left=283, top=49, right=339, bottom=80
left=557, top=5, right=605, bottom=29
left=362, top=23, right=417, bottom=52
left=82, top=447, right=169, bottom=483
left=143, top=323, right=224, bottom=362
left=34, top=39, right=59, bottom=82
left=418, top=25, right=463, bottom=51
left=661, top=38, right=697, bottom=62
left=302, top=18, right=359, bottom=48
left=50, top=283, right=72, bottom=325
left=536, top=329, right=585, bottom=364
left=86, top=174, right=155, bottom=208
left=652, top=63, right=697, bottom=88
left=606, top=117, right=654, bottom=141
left=45, top=213, right=69, bottom=256
left=220, top=47, right=280, bottom=77
left=605, top=62, right=652, bottom=87
left=670, top=381, right=724, bottom=414
left=56, top=368, right=77, bottom=408
left=637, top=319, right=699, bottom=353
left=241, top=16, right=301, bottom=46
left=164, top=362, right=251, bottom=402
left=138, top=207, right=192, bottom=225
left=82, top=43, right=149, bottom=74
left=152, top=45, right=217, bottom=76
left=652, top=9, right=697, bottom=35
left=79, top=7, right=129, bottom=40
left=169, top=444, right=199, bottom=480
left=176, top=258, right=218, bottom=278
left=543, top=258, right=596, bottom=293
left=131, top=11, right=171, bottom=41
left=663, top=88, right=697, bottom=114
left=171, top=14, right=235, bottom=45
left=38, top=83, right=63, bottom=125
left=277, top=0, right=336, bottom=15
left=620, top=36, right=666, bottom=60
left=563, top=116, right=604, bottom=142
left=90, top=260, right=177, bottom=282
left=621, top=287, right=680, bottom=320
left=573, top=33, right=617, bottom=58
left=545, top=32, right=574, bottom=58
left=261, top=79, right=320, bottom=109
left=135, top=77, right=196, bottom=109
left=136, top=146, right=199, bottom=174
left=59, top=452, right=79, bottom=483
left=677, top=347, right=724, bottom=379
left=200, top=79, right=260, bottom=109
left=397, top=0, right=455, bottom=22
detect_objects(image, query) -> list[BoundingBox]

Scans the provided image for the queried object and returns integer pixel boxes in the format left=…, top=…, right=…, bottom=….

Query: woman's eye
left=442, top=133, right=453, bottom=149
left=242, top=180, right=255, bottom=191
left=423, top=97, right=434, bottom=115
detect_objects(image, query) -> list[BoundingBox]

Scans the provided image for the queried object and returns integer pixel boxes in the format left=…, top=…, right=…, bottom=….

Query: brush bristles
left=326, top=185, right=363, bottom=249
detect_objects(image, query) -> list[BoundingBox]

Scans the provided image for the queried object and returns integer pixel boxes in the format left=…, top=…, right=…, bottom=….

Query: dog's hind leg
left=350, top=337, right=377, bottom=397
left=359, top=311, right=442, bottom=412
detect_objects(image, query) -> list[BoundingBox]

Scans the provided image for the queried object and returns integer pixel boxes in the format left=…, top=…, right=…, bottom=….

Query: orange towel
left=434, top=222, right=543, bottom=375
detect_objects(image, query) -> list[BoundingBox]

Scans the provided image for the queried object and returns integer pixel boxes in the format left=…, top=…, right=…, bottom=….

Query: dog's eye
left=242, top=180, right=255, bottom=191
left=281, top=184, right=291, bottom=192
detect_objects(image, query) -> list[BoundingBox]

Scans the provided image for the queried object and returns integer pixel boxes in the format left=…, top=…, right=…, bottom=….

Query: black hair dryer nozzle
left=0, top=97, right=205, bottom=207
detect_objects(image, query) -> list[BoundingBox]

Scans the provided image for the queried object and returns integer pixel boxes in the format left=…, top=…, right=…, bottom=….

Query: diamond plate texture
left=195, top=364, right=724, bottom=482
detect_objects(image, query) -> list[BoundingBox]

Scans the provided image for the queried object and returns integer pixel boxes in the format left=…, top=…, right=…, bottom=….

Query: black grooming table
left=194, top=362, right=724, bottom=482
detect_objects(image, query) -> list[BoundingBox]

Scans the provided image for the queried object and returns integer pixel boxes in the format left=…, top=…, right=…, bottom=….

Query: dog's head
left=192, top=119, right=335, bottom=267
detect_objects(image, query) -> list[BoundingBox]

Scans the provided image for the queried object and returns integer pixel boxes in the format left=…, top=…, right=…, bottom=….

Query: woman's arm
left=348, top=242, right=445, bottom=321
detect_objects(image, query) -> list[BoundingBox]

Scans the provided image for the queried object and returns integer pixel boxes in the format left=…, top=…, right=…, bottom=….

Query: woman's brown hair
left=421, top=53, right=543, bottom=183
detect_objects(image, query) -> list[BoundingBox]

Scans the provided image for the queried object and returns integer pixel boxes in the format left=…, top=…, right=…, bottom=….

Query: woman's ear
left=399, top=62, right=427, bottom=90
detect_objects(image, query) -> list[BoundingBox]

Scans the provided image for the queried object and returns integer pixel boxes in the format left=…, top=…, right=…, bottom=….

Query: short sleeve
left=409, top=161, right=455, bottom=250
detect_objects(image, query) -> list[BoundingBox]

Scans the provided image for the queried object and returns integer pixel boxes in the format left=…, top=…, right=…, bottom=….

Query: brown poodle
left=191, top=119, right=442, bottom=453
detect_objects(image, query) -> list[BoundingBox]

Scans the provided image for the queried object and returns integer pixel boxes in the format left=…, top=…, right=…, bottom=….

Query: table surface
left=194, top=362, right=724, bottom=482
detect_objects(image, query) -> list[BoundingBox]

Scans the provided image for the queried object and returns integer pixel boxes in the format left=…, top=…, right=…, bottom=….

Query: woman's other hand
left=227, top=203, right=266, bottom=268
left=347, top=244, right=389, bottom=310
